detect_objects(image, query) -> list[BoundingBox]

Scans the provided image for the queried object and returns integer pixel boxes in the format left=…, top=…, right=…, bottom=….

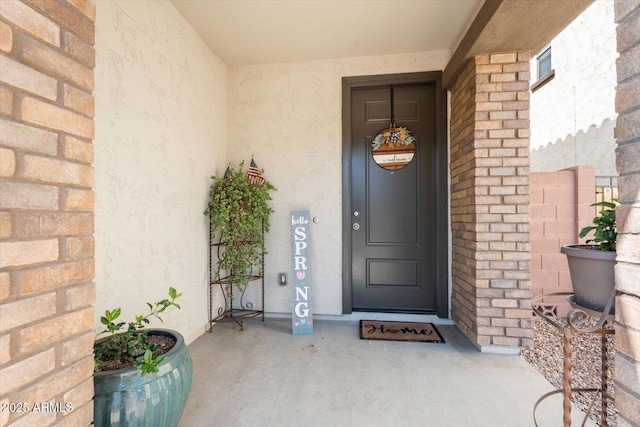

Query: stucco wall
left=93, top=0, right=448, bottom=335
left=227, top=51, right=450, bottom=315
left=94, top=0, right=227, bottom=343
left=529, top=1, right=617, bottom=176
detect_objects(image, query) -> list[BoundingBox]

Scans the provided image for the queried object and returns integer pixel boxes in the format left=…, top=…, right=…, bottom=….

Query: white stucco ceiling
left=170, top=0, right=483, bottom=66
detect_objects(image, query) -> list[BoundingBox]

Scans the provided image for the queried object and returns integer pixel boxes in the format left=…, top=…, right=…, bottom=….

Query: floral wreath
left=371, top=126, right=416, bottom=151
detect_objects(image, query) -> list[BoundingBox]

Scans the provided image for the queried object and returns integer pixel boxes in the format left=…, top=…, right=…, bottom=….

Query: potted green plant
left=561, top=201, right=617, bottom=314
left=205, top=161, right=275, bottom=298
left=93, top=287, right=193, bottom=427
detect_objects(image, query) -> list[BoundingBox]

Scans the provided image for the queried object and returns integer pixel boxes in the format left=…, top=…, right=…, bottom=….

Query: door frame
left=341, top=71, right=449, bottom=317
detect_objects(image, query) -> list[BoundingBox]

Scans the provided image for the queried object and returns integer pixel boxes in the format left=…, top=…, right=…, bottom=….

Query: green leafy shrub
left=94, top=287, right=182, bottom=374
left=579, top=201, right=617, bottom=251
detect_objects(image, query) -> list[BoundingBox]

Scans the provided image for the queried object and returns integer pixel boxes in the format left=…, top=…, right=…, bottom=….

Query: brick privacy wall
left=450, top=52, right=533, bottom=348
left=0, top=1, right=96, bottom=426
left=614, top=2, right=640, bottom=426
left=530, top=166, right=595, bottom=316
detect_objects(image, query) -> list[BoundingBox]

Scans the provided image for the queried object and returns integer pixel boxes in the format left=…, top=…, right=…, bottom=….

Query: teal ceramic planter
left=94, top=329, right=193, bottom=427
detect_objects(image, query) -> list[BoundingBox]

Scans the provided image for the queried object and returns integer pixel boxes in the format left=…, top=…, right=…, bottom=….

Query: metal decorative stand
left=208, top=222, right=265, bottom=332
left=532, top=289, right=616, bottom=427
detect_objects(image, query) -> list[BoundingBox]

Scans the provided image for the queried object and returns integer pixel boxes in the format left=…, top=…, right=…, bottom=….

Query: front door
left=343, top=73, right=447, bottom=316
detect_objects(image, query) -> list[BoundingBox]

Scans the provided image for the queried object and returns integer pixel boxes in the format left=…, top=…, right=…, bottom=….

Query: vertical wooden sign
left=291, top=210, right=312, bottom=334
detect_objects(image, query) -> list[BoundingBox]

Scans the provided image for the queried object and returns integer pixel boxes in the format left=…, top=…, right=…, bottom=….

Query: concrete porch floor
left=179, top=318, right=595, bottom=427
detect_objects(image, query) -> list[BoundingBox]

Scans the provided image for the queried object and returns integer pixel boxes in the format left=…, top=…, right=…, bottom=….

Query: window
left=531, top=46, right=554, bottom=92
left=537, top=47, right=552, bottom=79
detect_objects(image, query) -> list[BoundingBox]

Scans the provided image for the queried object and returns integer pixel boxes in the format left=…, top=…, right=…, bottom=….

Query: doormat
left=359, top=320, right=445, bottom=343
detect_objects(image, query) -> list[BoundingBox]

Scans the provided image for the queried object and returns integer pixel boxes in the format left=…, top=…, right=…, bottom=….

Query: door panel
left=351, top=84, right=437, bottom=312
left=367, top=146, right=419, bottom=244
left=368, top=259, right=419, bottom=287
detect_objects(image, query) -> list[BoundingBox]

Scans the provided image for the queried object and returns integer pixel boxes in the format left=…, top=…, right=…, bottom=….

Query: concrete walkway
left=179, top=319, right=595, bottom=427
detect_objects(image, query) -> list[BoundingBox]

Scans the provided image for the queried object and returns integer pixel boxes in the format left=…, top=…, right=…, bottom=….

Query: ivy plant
left=94, top=287, right=182, bottom=374
left=204, top=161, right=276, bottom=295
left=579, top=200, right=617, bottom=251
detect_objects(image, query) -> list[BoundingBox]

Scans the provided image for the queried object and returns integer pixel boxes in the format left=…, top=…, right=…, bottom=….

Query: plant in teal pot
left=93, top=288, right=193, bottom=427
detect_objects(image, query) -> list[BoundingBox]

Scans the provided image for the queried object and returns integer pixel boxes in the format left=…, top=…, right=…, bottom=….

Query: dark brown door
left=350, top=83, right=438, bottom=312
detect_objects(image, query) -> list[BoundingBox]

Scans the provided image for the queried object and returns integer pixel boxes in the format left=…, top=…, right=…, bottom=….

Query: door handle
left=352, top=223, right=360, bottom=230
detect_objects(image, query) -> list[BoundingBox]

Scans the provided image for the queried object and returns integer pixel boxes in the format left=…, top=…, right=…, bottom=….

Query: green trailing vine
left=204, top=161, right=276, bottom=296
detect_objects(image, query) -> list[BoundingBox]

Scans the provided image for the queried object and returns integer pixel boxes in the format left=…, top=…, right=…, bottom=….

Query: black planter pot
left=561, top=245, right=616, bottom=314
left=94, top=329, right=193, bottom=427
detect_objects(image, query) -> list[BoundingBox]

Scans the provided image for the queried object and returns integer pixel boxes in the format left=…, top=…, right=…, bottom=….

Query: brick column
left=0, top=1, right=96, bottom=426
left=450, top=52, right=532, bottom=350
left=614, top=2, right=640, bottom=426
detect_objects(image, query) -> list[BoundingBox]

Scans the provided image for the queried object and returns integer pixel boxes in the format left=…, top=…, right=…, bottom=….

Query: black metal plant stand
left=208, top=222, right=264, bottom=332
left=532, top=289, right=616, bottom=427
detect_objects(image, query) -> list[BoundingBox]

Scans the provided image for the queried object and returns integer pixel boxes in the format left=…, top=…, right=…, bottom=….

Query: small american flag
left=247, top=158, right=265, bottom=185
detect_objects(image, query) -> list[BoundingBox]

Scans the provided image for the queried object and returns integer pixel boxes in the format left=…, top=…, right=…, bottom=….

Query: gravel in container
left=522, top=316, right=616, bottom=426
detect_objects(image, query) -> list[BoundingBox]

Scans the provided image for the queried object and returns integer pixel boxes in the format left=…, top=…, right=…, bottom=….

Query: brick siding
left=450, top=52, right=533, bottom=349
left=0, top=1, right=96, bottom=426
left=614, top=2, right=640, bottom=426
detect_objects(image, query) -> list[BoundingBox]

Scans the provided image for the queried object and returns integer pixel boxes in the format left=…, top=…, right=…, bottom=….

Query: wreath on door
left=371, top=126, right=415, bottom=151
